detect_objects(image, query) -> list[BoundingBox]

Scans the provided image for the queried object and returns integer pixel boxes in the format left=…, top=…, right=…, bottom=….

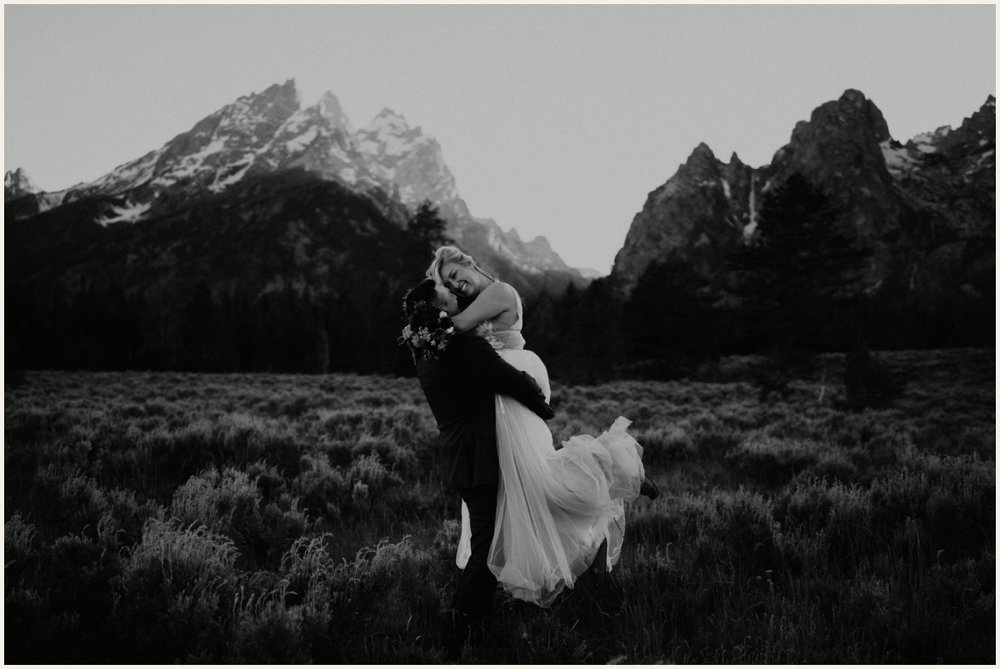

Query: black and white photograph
left=4, top=2, right=995, bottom=664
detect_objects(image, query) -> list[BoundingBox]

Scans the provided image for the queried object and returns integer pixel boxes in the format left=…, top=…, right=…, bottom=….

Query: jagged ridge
left=6, top=79, right=588, bottom=296
left=612, top=90, right=995, bottom=307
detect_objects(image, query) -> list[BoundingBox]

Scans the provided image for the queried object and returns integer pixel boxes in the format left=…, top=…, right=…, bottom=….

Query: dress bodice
left=479, top=325, right=526, bottom=351
left=476, top=293, right=525, bottom=350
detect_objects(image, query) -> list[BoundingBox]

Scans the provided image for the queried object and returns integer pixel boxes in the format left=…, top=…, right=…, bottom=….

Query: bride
left=426, top=245, right=657, bottom=607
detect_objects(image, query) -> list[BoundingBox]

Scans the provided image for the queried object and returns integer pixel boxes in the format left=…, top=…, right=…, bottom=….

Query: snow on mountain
left=4, top=168, right=74, bottom=216
left=55, top=80, right=302, bottom=219
left=84, top=150, right=161, bottom=197
left=354, top=108, right=464, bottom=215
left=96, top=200, right=152, bottom=227
left=53, top=82, right=459, bottom=220
left=316, top=91, right=354, bottom=134
left=911, top=127, right=951, bottom=153
left=155, top=80, right=299, bottom=189
left=249, top=90, right=377, bottom=191
left=358, top=108, right=420, bottom=158
left=879, top=125, right=957, bottom=178
left=38, top=191, right=71, bottom=210
left=10, top=79, right=591, bottom=288
left=880, top=140, right=921, bottom=177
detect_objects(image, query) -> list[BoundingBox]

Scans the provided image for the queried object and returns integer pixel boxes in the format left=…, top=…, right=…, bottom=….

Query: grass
left=3, top=348, right=995, bottom=663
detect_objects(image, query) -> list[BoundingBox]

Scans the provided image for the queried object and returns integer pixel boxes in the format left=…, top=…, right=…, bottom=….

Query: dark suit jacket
left=416, top=330, right=554, bottom=492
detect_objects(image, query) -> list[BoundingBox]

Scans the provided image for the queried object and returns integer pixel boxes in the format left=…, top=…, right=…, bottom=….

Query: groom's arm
left=454, top=335, right=554, bottom=420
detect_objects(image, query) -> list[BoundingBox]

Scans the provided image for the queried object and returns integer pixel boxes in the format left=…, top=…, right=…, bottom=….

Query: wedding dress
left=456, top=294, right=646, bottom=607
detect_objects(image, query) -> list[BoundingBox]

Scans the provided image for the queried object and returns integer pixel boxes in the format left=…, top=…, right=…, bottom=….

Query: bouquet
left=400, top=301, right=455, bottom=360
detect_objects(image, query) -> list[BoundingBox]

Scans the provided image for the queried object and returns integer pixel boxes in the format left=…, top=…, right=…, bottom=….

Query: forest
left=6, top=176, right=993, bottom=383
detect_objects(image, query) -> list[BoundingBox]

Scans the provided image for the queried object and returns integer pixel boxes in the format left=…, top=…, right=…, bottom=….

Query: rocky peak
left=971, top=95, right=996, bottom=133
left=681, top=143, right=719, bottom=173
left=351, top=106, right=461, bottom=216
left=368, top=108, right=412, bottom=135
left=315, top=91, right=353, bottom=133
left=244, top=90, right=374, bottom=189
left=611, top=88, right=994, bottom=312
left=461, top=217, right=578, bottom=282
left=12, top=79, right=588, bottom=295
left=798, top=89, right=890, bottom=144
left=253, top=79, right=301, bottom=116
left=219, top=79, right=301, bottom=136
left=355, top=108, right=431, bottom=166
left=523, top=234, right=558, bottom=259
left=935, top=94, right=996, bottom=155
left=5, top=167, right=39, bottom=201
left=164, top=81, right=301, bottom=166
left=766, top=89, right=899, bottom=240
left=520, top=234, right=574, bottom=273
left=611, top=138, right=752, bottom=291
left=909, top=126, right=952, bottom=151
left=887, top=93, right=996, bottom=239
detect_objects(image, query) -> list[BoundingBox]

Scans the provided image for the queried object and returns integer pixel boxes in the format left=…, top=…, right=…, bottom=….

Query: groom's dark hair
left=403, top=279, right=438, bottom=317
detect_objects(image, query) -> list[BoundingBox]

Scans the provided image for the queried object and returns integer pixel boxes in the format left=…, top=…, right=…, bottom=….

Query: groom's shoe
left=640, top=475, right=660, bottom=500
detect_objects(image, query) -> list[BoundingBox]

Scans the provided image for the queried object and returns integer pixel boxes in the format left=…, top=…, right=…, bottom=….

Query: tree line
left=6, top=181, right=992, bottom=382
left=527, top=174, right=992, bottom=390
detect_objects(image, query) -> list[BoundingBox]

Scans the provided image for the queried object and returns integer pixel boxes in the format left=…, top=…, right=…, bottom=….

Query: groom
left=402, top=278, right=554, bottom=645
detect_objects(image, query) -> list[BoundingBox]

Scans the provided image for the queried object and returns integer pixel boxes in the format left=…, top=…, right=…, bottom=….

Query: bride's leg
left=456, top=502, right=472, bottom=567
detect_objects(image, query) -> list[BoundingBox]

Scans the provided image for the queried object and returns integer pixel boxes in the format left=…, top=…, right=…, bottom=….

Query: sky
left=4, top=3, right=996, bottom=274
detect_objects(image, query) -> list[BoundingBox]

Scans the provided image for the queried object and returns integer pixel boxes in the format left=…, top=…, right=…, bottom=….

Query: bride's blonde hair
left=426, top=245, right=497, bottom=286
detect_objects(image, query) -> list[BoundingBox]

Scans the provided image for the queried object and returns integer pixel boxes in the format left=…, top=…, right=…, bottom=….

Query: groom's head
left=403, top=279, right=459, bottom=317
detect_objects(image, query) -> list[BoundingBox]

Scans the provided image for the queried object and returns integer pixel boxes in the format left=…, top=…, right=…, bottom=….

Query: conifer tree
left=407, top=200, right=453, bottom=250
left=730, top=173, right=870, bottom=353
left=403, top=200, right=453, bottom=281
left=624, top=257, right=718, bottom=375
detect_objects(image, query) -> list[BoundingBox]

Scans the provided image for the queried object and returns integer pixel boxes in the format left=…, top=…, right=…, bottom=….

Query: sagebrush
left=4, top=349, right=994, bottom=662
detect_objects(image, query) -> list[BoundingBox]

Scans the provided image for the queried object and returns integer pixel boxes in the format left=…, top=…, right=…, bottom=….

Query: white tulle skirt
left=456, top=348, right=646, bottom=607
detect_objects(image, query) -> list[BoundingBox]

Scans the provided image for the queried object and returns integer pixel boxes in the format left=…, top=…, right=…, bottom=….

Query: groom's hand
left=519, top=371, right=555, bottom=420
left=472, top=336, right=556, bottom=420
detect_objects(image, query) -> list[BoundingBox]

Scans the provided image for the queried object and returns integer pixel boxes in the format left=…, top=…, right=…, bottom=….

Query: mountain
left=5, top=168, right=72, bottom=220
left=6, top=167, right=422, bottom=373
left=6, top=79, right=595, bottom=373
left=611, top=143, right=754, bottom=290
left=611, top=90, right=995, bottom=326
left=5, top=167, right=40, bottom=201
left=7, top=79, right=587, bottom=297
left=355, top=107, right=465, bottom=217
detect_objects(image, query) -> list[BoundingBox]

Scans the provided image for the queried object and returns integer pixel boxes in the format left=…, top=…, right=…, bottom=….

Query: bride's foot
left=639, top=476, right=660, bottom=500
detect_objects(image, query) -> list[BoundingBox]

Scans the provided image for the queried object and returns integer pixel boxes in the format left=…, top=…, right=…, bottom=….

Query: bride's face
left=440, top=262, right=482, bottom=299
left=433, top=285, right=459, bottom=315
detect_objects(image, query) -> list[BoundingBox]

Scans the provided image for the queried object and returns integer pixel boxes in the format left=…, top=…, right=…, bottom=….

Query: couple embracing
left=401, top=246, right=657, bottom=647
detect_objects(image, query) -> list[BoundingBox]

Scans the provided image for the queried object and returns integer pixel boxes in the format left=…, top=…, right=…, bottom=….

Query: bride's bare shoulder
left=482, top=281, right=519, bottom=301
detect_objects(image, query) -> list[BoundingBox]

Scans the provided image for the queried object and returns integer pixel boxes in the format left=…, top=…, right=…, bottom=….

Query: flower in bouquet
left=399, top=301, right=456, bottom=360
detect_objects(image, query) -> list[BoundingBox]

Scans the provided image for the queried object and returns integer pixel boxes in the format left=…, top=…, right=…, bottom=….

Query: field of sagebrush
left=4, top=348, right=995, bottom=663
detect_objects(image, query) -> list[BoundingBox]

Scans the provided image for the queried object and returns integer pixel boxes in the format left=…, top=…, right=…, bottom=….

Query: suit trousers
left=453, top=484, right=499, bottom=626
